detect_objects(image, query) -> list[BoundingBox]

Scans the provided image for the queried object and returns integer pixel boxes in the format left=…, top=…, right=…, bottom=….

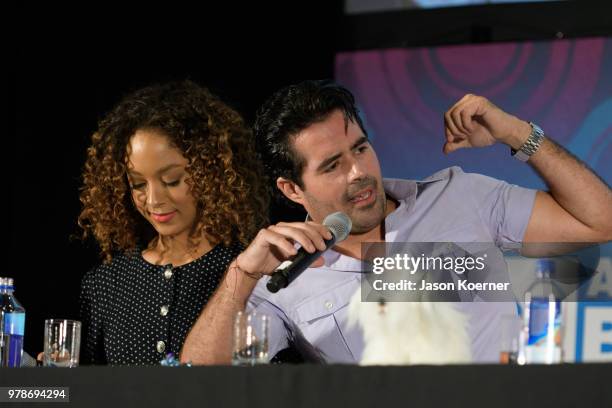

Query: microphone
left=266, top=212, right=352, bottom=293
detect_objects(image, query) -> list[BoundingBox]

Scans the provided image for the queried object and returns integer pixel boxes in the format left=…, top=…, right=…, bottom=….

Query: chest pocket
left=293, top=277, right=360, bottom=363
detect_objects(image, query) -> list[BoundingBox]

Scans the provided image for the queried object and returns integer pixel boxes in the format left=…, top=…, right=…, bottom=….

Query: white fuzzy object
left=348, top=289, right=472, bottom=365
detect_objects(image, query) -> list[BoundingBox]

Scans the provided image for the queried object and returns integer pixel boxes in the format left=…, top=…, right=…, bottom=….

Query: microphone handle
left=266, top=236, right=336, bottom=293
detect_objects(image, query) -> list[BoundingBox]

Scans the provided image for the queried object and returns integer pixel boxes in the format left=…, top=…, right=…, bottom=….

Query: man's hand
left=235, top=221, right=333, bottom=278
left=181, top=220, right=333, bottom=365
left=443, top=94, right=532, bottom=154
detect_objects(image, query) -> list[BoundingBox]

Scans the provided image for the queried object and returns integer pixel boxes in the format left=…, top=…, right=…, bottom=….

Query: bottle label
left=526, top=297, right=562, bottom=364
left=3, top=313, right=25, bottom=336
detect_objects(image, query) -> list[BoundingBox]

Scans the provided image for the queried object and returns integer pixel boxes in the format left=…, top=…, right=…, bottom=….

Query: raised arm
left=443, top=94, right=612, bottom=244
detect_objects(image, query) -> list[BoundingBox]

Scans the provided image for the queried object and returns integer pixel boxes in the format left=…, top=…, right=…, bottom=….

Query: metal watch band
left=511, top=121, right=545, bottom=162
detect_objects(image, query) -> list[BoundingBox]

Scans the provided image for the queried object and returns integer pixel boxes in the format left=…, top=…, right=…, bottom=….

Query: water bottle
left=522, top=260, right=564, bottom=364
left=0, top=277, right=26, bottom=367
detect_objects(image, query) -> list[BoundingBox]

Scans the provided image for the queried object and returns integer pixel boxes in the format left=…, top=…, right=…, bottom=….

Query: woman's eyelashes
left=163, top=179, right=180, bottom=187
left=129, top=178, right=181, bottom=190
left=131, top=182, right=145, bottom=190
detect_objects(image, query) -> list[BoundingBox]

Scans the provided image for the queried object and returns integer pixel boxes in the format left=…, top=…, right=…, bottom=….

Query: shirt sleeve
left=464, top=170, right=537, bottom=246
left=79, top=268, right=107, bottom=365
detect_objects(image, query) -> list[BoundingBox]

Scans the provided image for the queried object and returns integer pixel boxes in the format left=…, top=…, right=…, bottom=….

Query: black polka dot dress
left=79, top=242, right=242, bottom=366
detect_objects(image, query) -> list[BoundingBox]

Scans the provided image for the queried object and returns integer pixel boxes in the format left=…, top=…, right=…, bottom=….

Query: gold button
left=156, top=340, right=166, bottom=353
left=160, top=305, right=169, bottom=316
left=163, top=269, right=173, bottom=280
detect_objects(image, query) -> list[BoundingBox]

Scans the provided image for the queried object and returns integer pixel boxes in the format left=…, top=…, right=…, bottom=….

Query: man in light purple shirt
left=247, top=168, right=534, bottom=363
left=182, top=81, right=612, bottom=365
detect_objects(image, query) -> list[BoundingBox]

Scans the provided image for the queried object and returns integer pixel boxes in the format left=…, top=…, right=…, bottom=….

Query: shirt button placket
left=160, top=264, right=174, bottom=356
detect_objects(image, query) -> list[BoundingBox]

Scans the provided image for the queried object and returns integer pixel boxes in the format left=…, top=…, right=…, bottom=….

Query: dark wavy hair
left=78, top=80, right=269, bottom=263
left=253, top=80, right=367, bottom=206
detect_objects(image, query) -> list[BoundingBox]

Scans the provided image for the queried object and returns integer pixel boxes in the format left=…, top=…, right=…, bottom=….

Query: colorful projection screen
left=335, top=37, right=612, bottom=189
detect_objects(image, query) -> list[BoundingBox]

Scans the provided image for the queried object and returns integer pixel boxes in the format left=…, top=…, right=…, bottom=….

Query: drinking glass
left=232, top=311, right=268, bottom=366
left=43, top=319, right=81, bottom=367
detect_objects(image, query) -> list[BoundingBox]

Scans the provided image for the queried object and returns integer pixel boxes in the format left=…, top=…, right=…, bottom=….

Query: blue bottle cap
left=536, top=259, right=555, bottom=278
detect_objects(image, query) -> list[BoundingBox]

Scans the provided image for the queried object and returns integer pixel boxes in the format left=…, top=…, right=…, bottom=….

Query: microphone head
left=323, top=212, right=352, bottom=242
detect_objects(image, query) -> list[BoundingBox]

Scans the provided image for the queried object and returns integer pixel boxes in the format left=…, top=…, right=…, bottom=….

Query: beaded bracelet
left=160, top=352, right=192, bottom=367
left=232, top=258, right=264, bottom=280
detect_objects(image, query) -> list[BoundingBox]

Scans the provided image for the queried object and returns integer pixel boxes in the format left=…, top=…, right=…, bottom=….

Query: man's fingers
left=268, top=225, right=316, bottom=253
left=443, top=142, right=453, bottom=154
left=445, top=127, right=456, bottom=143
left=277, top=221, right=332, bottom=240
left=460, top=107, right=476, bottom=133
left=268, top=223, right=329, bottom=253
left=443, top=139, right=471, bottom=154
left=256, top=229, right=298, bottom=257
left=447, top=94, right=488, bottom=132
left=451, top=108, right=470, bottom=136
left=445, top=109, right=469, bottom=140
left=284, top=222, right=331, bottom=251
left=305, top=221, right=334, bottom=240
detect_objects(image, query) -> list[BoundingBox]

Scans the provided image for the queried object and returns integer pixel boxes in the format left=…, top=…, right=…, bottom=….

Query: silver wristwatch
left=511, top=121, right=545, bottom=162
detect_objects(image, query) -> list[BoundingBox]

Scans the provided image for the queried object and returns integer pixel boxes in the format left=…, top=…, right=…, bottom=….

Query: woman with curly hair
left=77, top=80, right=269, bottom=365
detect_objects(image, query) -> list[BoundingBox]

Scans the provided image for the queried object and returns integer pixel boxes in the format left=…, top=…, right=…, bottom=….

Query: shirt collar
left=318, top=175, right=447, bottom=272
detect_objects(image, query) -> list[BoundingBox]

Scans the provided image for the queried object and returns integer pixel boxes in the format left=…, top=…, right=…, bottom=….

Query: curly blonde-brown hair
left=78, top=80, right=269, bottom=263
